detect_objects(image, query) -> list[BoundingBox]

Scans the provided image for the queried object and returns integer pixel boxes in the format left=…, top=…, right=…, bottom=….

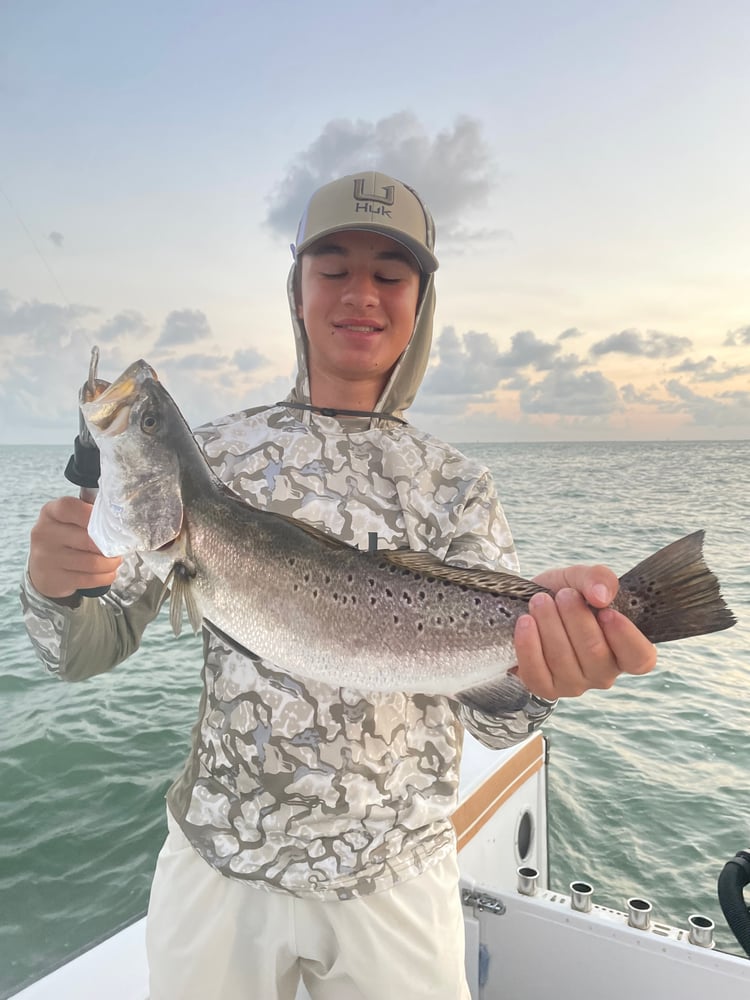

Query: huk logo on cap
left=353, top=177, right=395, bottom=217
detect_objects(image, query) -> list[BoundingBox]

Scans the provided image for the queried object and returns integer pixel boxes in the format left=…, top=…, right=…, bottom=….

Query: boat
left=9, top=729, right=749, bottom=999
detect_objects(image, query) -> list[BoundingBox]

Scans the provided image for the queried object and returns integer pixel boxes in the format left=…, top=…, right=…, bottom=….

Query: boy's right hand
left=28, top=497, right=122, bottom=600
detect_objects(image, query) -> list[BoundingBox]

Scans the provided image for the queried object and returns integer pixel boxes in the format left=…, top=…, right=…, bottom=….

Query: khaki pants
left=146, top=811, right=471, bottom=1000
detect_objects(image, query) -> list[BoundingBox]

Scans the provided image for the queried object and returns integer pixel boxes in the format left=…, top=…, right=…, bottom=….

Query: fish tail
left=613, top=530, right=736, bottom=644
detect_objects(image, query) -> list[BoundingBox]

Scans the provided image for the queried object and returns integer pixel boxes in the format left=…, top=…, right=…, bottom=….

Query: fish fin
left=380, top=549, right=550, bottom=600
left=203, top=619, right=260, bottom=660
left=165, top=565, right=185, bottom=636
left=169, top=579, right=184, bottom=636
left=162, top=560, right=201, bottom=636
left=156, top=574, right=173, bottom=621
left=282, top=517, right=352, bottom=549
left=181, top=572, right=203, bottom=634
left=456, top=673, right=532, bottom=714
left=614, top=530, right=737, bottom=643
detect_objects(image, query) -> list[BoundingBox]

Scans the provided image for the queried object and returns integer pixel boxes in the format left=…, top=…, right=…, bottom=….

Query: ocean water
left=0, top=440, right=748, bottom=996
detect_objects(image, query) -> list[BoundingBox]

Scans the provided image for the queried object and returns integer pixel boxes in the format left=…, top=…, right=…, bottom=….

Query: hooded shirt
left=21, top=213, right=555, bottom=901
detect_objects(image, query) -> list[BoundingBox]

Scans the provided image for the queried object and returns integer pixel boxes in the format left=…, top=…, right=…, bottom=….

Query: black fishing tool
left=64, top=346, right=111, bottom=598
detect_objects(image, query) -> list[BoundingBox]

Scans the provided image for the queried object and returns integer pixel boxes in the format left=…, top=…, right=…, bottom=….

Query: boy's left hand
left=513, top=564, right=657, bottom=700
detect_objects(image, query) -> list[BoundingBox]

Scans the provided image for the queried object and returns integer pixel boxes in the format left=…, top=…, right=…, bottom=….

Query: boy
left=23, top=172, right=655, bottom=998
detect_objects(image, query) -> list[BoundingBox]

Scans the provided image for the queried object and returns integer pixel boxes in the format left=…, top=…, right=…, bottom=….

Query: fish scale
left=168, top=500, right=525, bottom=695
left=81, top=354, right=737, bottom=715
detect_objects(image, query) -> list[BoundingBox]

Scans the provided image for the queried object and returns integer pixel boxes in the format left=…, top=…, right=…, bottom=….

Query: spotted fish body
left=170, top=492, right=539, bottom=696
left=81, top=358, right=737, bottom=714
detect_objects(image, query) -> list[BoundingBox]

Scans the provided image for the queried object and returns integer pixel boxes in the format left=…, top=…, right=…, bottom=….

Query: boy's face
left=297, top=230, right=421, bottom=404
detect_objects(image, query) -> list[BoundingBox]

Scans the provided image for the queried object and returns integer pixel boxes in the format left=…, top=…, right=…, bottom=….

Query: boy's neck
left=308, top=373, right=387, bottom=413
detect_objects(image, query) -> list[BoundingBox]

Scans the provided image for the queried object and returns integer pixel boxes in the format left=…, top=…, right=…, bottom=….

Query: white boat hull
left=461, top=881, right=750, bottom=999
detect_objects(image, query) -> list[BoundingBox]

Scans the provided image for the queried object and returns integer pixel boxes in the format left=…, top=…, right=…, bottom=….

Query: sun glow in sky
left=2, top=0, right=748, bottom=443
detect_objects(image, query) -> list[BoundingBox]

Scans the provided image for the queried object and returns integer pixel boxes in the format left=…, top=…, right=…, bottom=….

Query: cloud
left=520, top=366, right=621, bottom=416
left=421, top=327, right=504, bottom=396
left=670, top=356, right=716, bottom=375
left=156, top=309, right=212, bottom=348
left=497, top=330, right=563, bottom=371
left=418, top=325, right=620, bottom=425
left=724, top=325, right=750, bottom=346
left=620, top=382, right=662, bottom=405
left=0, top=322, right=103, bottom=442
left=558, top=327, right=584, bottom=341
left=668, top=355, right=750, bottom=383
left=0, top=290, right=97, bottom=346
left=0, top=291, right=209, bottom=441
left=590, top=328, right=692, bottom=359
left=411, top=392, right=481, bottom=416
left=501, top=373, right=532, bottom=391
left=0, top=288, right=286, bottom=442
left=48, top=231, right=64, bottom=248
left=161, top=352, right=227, bottom=372
left=233, top=347, right=271, bottom=372
left=264, top=113, right=499, bottom=246
left=96, top=309, right=149, bottom=342
left=420, top=326, right=582, bottom=408
left=695, top=365, right=750, bottom=383
left=664, top=380, right=750, bottom=427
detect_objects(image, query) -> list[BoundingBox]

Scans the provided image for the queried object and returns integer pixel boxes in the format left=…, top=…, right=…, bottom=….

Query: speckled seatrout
left=80, top=356, right=737, bottom=713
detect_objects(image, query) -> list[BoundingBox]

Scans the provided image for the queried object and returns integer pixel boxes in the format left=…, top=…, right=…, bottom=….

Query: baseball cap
left=293, top=171, right=439, bottom=273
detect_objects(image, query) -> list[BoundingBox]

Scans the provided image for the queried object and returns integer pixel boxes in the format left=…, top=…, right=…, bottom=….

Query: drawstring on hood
left=283, top=171, right=439, bottom=427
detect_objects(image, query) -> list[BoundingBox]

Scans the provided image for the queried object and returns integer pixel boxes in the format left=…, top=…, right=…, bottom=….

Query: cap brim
left=295, top=223, right=439, bottom=274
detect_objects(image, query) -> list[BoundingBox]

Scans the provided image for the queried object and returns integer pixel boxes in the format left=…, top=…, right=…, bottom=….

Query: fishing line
left=0, top=177, right=73, bottom=308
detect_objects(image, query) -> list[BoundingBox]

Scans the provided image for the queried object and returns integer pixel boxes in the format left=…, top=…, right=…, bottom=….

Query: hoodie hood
left=287, top=269, right=436, bottom=424
left=286, top=172, right=438, bottom=426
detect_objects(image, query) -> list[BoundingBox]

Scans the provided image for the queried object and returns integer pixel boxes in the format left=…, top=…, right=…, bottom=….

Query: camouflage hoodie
left=21, top=191, right=555, bottom=902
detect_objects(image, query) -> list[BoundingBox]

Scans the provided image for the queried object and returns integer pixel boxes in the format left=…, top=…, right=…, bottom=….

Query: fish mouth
left=82, top=359, right=158, bottom=435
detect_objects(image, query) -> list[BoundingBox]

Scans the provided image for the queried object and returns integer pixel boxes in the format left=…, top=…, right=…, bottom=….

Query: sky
left=1, top=0, right=748, bottom=444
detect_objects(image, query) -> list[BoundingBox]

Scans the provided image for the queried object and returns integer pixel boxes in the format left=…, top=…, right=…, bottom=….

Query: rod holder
left=517, top=866, right=539, bottom=896
left=627, top=897, right=653, bottom=930
left=688, top=914, right=715, bottom=949
left=570, top=881, right=594, bottom=913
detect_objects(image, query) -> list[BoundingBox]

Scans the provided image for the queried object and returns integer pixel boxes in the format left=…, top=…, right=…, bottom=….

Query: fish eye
left=141, top=411, right=159, bottom=434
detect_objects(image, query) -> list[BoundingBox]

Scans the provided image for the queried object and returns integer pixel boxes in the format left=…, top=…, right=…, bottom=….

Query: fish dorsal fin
left=276, top=513, right=352, bottom=550
left=261, top=513, right=547, bottom=599
left=379, top=548, right=550, bottom=600
left=219, top=484, right=547, bottom=599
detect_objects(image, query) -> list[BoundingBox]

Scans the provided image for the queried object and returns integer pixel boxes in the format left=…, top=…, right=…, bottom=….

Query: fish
left=80, top=356, right=737, bottom=714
